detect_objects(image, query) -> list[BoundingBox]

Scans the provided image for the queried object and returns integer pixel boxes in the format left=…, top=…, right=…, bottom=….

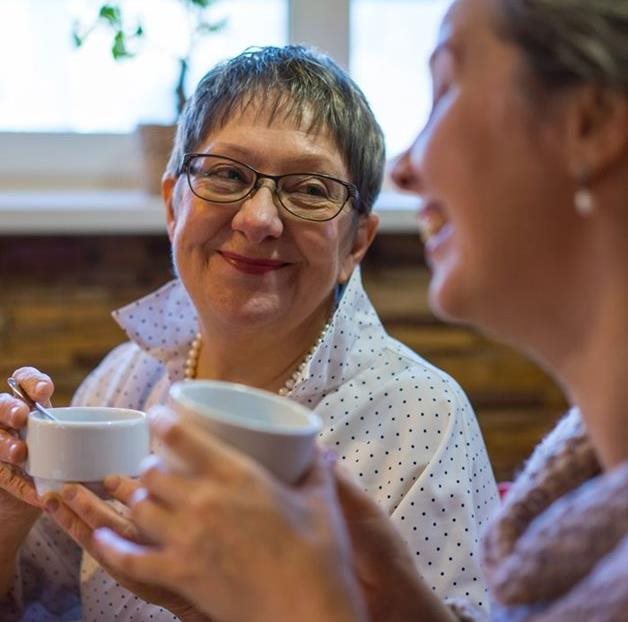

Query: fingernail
left=35, top=381, right=48, bottom=395
left=93, top=527, right=113, bottom=544
left=129, top=488, right=147, bottom=506
left=8, top=443, right=23, bottom=463
left=10, top=405, right=23, bottom=419
left=103, top=475, right=120, bottom=490
left=61, top=485, right=77, bottom=501
left=139, top=454, right=161, bottom=473
left=44, top=497, right=59, bottom=513
left=9, top=407, right=25, bottom=429
left=148, top=406, right=176, bottom=428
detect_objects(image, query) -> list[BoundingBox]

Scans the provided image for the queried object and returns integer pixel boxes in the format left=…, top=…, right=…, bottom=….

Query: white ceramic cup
left=167, top=380, right=323, bottom=484
left=22, top=406, right=150, bottom=495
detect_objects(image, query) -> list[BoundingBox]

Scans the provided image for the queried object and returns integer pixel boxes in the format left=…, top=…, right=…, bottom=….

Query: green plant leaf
left=187, top=0, right=214, bottom=8
left=71, top=28, right=83, bottom=48
left=111, top=30, right=132, bottom=59
left=135, top=24, right=144, bottom=37
left=99, top=4, right=122, bottom=27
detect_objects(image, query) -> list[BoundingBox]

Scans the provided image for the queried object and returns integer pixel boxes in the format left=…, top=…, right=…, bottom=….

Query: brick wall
left=0, top=234, right=566, bottom=480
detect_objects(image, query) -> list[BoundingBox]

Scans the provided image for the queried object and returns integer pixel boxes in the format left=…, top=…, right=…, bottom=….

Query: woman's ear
left=563, top=85, right=628, bottom=179
left=338, top=213, right=380, bottom=284
left=162, top=175, right=178, bottom=242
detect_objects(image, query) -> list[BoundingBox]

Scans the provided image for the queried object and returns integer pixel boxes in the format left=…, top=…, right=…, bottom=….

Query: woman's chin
left=428, top=266, right=514, bottom=347
left=427, top=265, right=472, bottom=325
left=225, top=299, right=284, bottom=327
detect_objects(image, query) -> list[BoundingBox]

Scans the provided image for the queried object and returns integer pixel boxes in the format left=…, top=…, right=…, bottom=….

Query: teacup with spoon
left=6, top=376, right=150, bottom=495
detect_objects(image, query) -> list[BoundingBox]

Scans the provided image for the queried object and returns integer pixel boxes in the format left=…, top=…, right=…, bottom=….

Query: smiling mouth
left=417, top=202, right=448, bottom=244
left=218, top=251, right=290, bottom=274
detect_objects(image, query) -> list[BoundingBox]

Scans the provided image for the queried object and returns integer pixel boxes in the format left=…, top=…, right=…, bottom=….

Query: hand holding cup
left=0, top=366, right=54, bottom=512
left=165, top=379, right=322, bottom=483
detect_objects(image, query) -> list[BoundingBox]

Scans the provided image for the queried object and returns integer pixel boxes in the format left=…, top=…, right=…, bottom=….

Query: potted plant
left=73, top=1, right=227, bottom=194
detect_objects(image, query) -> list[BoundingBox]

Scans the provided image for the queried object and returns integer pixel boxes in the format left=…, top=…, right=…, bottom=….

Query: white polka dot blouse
left=9, top=267, right=499, bottom=621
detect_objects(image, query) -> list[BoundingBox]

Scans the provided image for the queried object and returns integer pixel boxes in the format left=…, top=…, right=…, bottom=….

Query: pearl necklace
left=183, top=322, right=331, bottom=396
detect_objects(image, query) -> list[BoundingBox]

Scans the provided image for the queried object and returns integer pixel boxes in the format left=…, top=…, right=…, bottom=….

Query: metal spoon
left=7, top=377, right=58, bottom=422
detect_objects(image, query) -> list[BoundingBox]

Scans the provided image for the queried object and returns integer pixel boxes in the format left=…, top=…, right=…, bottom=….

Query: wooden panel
left=477, top=408, right=563, bottom=482
left=0, top=236, right=171, bottom=407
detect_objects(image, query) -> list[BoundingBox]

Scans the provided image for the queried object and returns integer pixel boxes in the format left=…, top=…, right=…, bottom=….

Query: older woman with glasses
left=0, top=46, right=497, bottom=621
left=46, top=0, right=627, bottom=620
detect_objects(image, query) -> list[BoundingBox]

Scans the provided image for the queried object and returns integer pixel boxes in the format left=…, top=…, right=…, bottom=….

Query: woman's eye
left=210, top=166, right=246, bottom=181
left=302, top=183, right=327, bottom=197
left=283, top=177, right=332, bottom=200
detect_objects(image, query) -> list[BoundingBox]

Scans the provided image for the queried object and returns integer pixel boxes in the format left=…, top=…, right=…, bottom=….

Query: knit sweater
left=448, top=409, right=628, bottom=622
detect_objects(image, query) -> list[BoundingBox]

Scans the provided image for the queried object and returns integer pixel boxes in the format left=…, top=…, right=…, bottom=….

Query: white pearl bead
left=575, top=188, right=594, bottom=216
left=184, top=332, right=202, bottom=379
left=182, top=321, right=331, bottom=394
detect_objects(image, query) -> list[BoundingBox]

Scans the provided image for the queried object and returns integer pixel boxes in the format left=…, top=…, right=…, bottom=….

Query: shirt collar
left=113, top=266, right=382, bottom=392
left=290, top=266, right=385, bottom=401
left=113, top=279, right=198, bottom=380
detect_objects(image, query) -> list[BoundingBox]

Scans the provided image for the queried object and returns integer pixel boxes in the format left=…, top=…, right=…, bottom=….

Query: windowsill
left=0, top=189, right=420, bottom=235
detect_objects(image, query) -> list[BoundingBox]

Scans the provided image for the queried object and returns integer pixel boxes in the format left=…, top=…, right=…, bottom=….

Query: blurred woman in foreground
left=88, top=0, right=628, bottom=620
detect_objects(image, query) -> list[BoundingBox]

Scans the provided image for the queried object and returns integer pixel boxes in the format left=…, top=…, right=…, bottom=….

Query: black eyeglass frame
left=180, top=152, right=361, bottom=222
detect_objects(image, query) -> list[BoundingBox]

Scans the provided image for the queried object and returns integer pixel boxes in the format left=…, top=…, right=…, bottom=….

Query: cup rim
left=27, top=406, right=146, bottom=427
left=170, top=379, right=322, bottom=436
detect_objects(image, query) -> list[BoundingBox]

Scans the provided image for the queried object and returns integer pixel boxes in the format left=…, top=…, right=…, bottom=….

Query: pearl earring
left=574, top=168, right=594, bottom=216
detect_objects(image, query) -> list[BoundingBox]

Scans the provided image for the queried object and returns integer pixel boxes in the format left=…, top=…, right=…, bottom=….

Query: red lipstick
left=218, top=251, right=289, bottom=275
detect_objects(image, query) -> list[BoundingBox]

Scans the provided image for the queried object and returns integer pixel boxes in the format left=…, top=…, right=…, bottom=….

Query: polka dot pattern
left=8, top=515, right=82, bottom=621
left=13, top=268, right=498, bottom=619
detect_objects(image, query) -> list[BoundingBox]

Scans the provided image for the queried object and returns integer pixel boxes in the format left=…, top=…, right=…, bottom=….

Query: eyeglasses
left=181, top=153, right=360, bottom=222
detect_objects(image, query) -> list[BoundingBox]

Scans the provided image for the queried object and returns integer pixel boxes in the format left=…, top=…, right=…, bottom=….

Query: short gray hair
left=496, top=0, right=628, bottom=93
left=166, top=45, right=385, bottom=215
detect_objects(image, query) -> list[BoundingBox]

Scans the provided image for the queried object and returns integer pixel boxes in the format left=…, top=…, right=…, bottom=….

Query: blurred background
left=0, top=0, right=566, bottom=481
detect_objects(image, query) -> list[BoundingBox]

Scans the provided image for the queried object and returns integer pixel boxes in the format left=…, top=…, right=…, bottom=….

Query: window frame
left=0, top=0, right=423, bottom=236
left=0, top=0, right=352, bottom=190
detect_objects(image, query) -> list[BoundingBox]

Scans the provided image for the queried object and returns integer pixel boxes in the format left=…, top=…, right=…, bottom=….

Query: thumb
left=297, top=447, right=338, bottom=492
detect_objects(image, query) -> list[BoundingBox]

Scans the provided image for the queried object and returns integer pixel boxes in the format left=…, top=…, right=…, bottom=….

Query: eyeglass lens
left=187, top=155, right=351, bottom=221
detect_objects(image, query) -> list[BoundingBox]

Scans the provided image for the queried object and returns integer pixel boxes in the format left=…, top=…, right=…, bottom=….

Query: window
left=0, top=0, right=287, bottom=132
left=351, top=0, right=451, bottom=157
left=0, top=0, right=451, bottom=189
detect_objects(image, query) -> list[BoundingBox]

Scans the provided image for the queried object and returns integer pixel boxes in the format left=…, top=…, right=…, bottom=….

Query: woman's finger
left=128, top=487, right=181, bottom=545
left=0, top=429, right=27, bottom=465
left=42, top=494, right=124, bottom=571
left=298, top=447, right=339, bottom=491
left=12, top=367, right=54, bottom=406
left=137, top=454, right=194, bottom=507
left=58, top=484, right=142, bottom=542
left=42, top=494, right=95, bottom=551
left=0, top=462, right=39, bottom=506
left=92, top=527, right=174, bottom=587
left=0, top=393, right=29, bottom=429
left=103, top=474, right=143, bottom=506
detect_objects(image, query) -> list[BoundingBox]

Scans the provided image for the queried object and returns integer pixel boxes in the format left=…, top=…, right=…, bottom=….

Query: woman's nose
left=231, top=181, right=284, bottom=242
left=390, top=142, right=424, bottom=194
